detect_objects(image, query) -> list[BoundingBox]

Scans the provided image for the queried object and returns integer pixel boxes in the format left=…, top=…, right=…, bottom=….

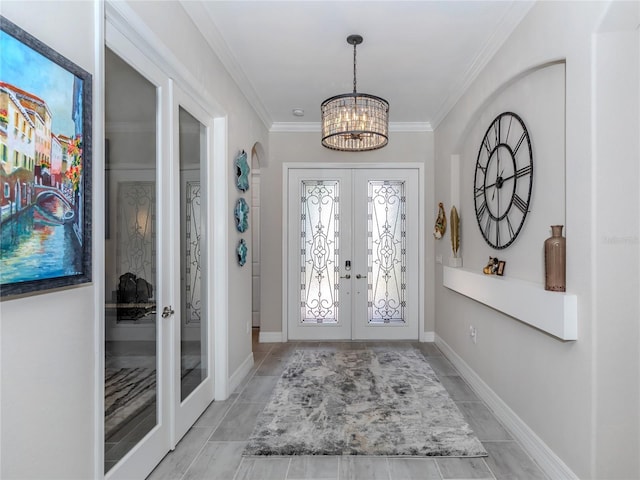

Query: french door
left=287, top=167, right=420, bottom=341
left=104, top=23, right=214, bottom=480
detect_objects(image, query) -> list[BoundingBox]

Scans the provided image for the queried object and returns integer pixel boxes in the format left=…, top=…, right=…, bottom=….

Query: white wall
left=593, top=4, right=640, bottom=473
left=434, top=1, right=639, bottom=478
left=1, top=2, right=98, bottom=478
left=262, top=131, right=435, bottom=338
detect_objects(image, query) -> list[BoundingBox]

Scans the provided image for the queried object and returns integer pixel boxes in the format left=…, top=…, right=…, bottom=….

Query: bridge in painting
left=34, top=184, right=73, bottom=209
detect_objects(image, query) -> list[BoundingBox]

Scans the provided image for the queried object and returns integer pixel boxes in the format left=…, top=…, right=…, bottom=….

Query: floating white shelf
left=443, top=266, right=577, bottom=341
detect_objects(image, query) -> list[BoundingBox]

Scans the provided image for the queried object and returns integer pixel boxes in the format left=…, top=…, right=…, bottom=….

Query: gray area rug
left=244, top=348, right=487, bottom=457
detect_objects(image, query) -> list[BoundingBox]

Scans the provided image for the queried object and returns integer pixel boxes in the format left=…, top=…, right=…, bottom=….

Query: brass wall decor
left=433, top=202, right=447, bottom=239
left=450, top=205, right=460, bottom=257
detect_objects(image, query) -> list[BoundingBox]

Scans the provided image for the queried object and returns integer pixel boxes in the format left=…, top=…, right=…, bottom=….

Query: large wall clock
left=474, top=112, right=533, bottom=249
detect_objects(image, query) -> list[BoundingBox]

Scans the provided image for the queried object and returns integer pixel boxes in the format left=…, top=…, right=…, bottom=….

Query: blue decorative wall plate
left=236, top=238, right=248, bottom=266
left=234, top=197, right=249, bottom=232
left=235, top=150, right=250, bottom=192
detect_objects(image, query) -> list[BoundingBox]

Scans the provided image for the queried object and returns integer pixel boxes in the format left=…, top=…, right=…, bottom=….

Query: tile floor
left=147, top=331, right=547, bottom=480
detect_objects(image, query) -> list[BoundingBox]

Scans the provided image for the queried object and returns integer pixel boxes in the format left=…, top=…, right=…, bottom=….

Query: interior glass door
left=173, top=88, right=214, bottom=440
left=104, top=30, right=172, bottom=479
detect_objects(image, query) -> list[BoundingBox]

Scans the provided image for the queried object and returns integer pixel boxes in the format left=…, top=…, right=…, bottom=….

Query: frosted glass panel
left=368, top=180, right=406, bottom=324
left=300, top=180, right=340, bottom=324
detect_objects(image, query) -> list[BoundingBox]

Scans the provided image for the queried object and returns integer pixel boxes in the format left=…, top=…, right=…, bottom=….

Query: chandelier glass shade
left=321, top=35, right=389, bottom=152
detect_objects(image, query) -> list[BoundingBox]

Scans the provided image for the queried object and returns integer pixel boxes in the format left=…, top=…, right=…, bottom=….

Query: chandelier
left=321, top=34, right=389, bottom=152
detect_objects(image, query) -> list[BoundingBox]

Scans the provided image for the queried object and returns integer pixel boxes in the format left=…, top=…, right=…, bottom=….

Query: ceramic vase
left=544, top=225, right=566, bottom=292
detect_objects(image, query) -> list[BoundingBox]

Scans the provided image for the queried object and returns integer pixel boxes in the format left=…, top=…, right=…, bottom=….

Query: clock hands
left=486, top=169, right=519, bottom=191
left=490, top=168, right=505, bottom=200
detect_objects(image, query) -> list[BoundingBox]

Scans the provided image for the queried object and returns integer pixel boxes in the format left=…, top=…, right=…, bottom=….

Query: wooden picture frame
left=496, top=260, right=506, bottom=276
left=1, top=16, right=92, bottom=297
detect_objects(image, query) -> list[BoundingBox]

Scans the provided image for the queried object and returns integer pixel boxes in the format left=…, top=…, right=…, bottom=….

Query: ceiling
left=181, top=1, right=534, bottom=131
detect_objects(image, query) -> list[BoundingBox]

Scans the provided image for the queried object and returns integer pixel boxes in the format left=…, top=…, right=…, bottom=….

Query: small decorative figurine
left=433, top=202, right=447, bottom=239
left=483, top=257, right=499, bottom=275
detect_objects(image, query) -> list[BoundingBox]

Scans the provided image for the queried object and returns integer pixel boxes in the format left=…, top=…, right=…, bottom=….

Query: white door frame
left=282, top=162, right=425, bottom=342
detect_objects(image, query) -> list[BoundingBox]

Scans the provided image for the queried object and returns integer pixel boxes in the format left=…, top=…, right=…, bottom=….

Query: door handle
left=355, top=274, right=366, bottom=279
left=340, top=274, right=351, bottom=279
left=161, top=306, right=175, bottom=318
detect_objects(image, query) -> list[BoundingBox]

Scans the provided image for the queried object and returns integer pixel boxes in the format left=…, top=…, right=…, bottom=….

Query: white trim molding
left=422, top=331, right=435, bottom=342
left=259, top=331, right=285, bottom=343
left=435, top=334, right=579, bottom=480
left=228, top=352, right=254, bottom=394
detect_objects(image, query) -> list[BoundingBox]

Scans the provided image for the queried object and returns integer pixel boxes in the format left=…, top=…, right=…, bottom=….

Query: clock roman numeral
left=494, top=118, right=501, bottom=146
left=516, top=164, right=532, bottom=178
left=513, top=194, right=528, bottom=213
left=476, top=200, right=487, bottom=221
left=513, top=132, right=527, bottom=156
left=484, top=215, right=492, bottom=238
left=505, top=115, right=513, bottom=144
left=506, top=216, right=515, bottom=238
left=474, top=185, right=484, bottom=198
left=483, top=137, right=492, bottom=156
left=495, top=220, right=501, bottom=247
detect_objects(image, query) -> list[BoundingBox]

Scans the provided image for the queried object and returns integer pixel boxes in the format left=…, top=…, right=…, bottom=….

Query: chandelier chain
left=353, top=41, right=357, bottom=94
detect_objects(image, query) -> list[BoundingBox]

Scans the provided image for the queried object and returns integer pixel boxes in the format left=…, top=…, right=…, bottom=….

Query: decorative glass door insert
left=368, top=180, right=406, bottom=324
left=300, top=180, right=340, bottom=324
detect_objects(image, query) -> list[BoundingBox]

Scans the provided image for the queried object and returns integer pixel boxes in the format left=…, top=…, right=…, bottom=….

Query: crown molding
left=431, top=0, right=535, bottom=129
left=179, top=1, right=273, bottom=130
left=270, top=122, right=432, bottom=133
left=389, top=122, right=433, bottom=133
left=270, top=122, right=319, bottom=133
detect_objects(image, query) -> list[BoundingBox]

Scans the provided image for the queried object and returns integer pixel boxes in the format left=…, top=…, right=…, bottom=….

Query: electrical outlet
left=469, top=325, right=477, bottom=344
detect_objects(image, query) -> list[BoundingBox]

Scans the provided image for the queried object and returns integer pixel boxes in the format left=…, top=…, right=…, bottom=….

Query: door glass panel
left=300, top=180, right=340, bottom=324
left=104, top=47, right=158, bottom=473
left=179, top=107, right=207, bottom=401
left=368, top=180, right=406, bottom=324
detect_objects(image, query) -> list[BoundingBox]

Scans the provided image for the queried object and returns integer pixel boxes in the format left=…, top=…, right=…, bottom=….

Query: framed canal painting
left=0, top=16, right=92, bottom=298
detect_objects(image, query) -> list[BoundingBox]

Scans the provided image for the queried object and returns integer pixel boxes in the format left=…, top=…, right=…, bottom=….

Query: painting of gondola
left=0, top=16, right=92, bottom=297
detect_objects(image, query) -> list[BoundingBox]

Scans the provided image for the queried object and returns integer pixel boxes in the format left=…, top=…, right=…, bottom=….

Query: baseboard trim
left=422, top=331, right=435, bottom=342
left=228, top=352, right=254, bottom=395
left=435, top=334, right=578, bottom=480
left=259, top=331, right=284, bottom=343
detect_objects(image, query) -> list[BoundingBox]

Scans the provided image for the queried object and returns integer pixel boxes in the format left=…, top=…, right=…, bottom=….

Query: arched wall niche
left=452, top=59, right=566, bottom=153
left=446, top=59, right=567, bottom=282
